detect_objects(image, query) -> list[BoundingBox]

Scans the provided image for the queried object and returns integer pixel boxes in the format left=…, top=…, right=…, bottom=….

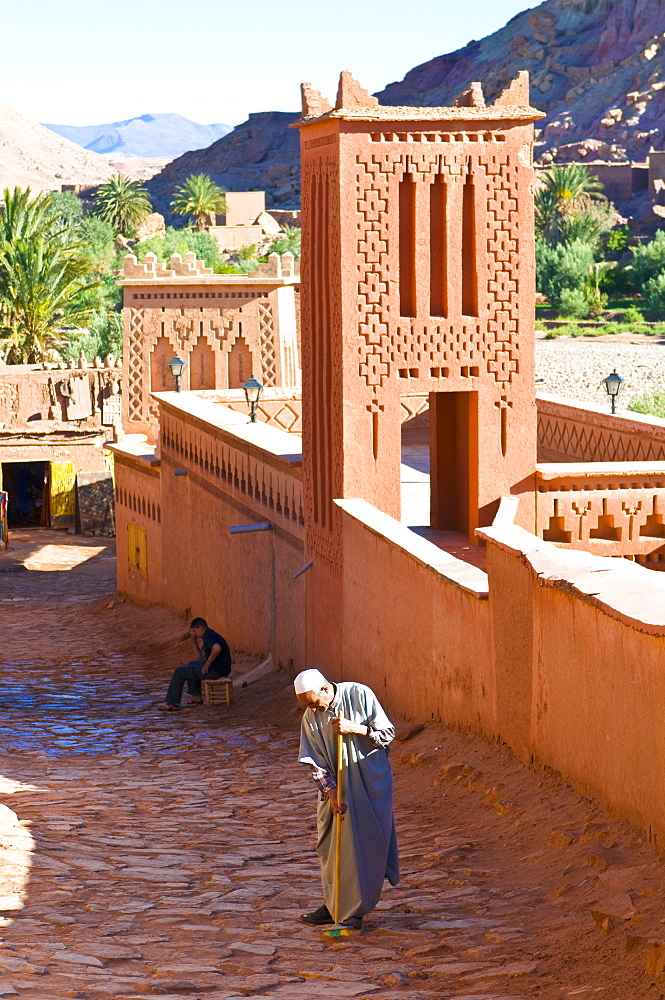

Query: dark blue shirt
left=202, top=628, right=231, bottom=676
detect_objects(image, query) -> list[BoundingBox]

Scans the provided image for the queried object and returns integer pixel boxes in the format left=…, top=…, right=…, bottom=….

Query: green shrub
left=558, top=287, right=591, bottom=318
left=622, top=305, right=645, bottom=323
left=61, top=308, right=123, bottom=362
left=545, top=324, right=583, bottom=338
left=536, top=239, right=595, bottom=314
left=631, top=231, right=665, bottom=287
left=134, top=227, right=222, bottom=269
left=628, top=390, right=665, bottom=419
left=596, top=322, right=621, bottom=335
left=644, top=273, right=665, bottom=319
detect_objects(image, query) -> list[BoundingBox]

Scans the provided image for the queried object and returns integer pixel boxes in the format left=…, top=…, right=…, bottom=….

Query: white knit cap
left=294, top=668, right=328, bottom=695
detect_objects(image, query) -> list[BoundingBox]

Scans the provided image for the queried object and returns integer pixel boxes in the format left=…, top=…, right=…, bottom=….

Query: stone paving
left=1, top=530, right=664, bottom=999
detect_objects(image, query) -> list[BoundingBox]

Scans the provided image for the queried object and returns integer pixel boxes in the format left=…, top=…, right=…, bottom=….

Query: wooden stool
left=202, top=676, right=234, bottom=707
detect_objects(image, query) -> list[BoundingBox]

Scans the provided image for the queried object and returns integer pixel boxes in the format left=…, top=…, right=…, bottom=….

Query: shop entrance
left=1, top=461, right=78, bottom=530
left=1, top=462, right=48, bottom=526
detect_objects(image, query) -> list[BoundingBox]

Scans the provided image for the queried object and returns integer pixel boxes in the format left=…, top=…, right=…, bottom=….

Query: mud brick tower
left=296, top=71, right=544, bottom=671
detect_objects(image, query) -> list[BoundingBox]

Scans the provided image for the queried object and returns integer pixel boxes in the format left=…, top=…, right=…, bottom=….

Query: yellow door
left=127, top=521, right=147, bottom=575
left=49, top=462, right=77, bottom=529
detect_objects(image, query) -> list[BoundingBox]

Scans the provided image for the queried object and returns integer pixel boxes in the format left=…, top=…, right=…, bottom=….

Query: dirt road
left=0, top=529, right=664, bottom=999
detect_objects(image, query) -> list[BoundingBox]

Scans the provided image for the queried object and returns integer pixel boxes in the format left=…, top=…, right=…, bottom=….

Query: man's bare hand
left=328, top=793, right=347, bottom=817
left=332, top=716, right=364, bottom=736
left=201, top=664, right=210, bottom=675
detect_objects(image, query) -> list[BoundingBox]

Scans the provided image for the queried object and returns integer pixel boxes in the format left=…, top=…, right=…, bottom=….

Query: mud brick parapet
left=120, top=254, right=300, bottom=438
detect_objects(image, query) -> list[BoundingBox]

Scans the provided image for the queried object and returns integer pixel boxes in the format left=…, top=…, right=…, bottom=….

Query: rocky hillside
left=146, top=0, right=665, bottom=211
left=378, top=0, right=665, bottom=164
left=145, top=111, right=300, bottom=213
left=0, top=100, right=115, bottom=191
left=44, top=113, right=231, bottom=160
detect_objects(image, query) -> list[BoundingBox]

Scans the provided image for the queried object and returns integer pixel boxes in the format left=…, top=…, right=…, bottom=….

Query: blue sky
left=2, top=0, right=534, bottom=127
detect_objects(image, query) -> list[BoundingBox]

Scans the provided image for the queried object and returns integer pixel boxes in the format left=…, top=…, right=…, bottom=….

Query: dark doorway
left=429, top=391, right=478, bottom=536
left=2, top=462, right=48, bottom=526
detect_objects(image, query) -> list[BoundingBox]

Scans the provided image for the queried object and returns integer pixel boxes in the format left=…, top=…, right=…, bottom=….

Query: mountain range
left=43, top=113, right=231, bottom=159
left=4, top=0, right=665, bottom=210
left=145, top=0, right=665, bottom=211
left=0, top=100, right=115, bottom=191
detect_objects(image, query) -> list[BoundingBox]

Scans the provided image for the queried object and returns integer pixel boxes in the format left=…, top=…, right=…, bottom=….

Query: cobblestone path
left=1, top=530, right=664, bottom=1000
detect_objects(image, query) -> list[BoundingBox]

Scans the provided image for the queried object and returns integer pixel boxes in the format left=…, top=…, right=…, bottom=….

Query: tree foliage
left=133, top=227, right=222, bottom=269
left=630, top=230, right=665, bottom=287
left=92, top=174, right=152, bottom=236
left=171, top=174, right=226, bottom=231
left=535, top=164, right=610, bottom=246
left=536, top=238, right=596, bottom=317
left=267, top=226, right=301, bottom=258
left=61, top=308, right=123, bottom=363
left=0, top=188, right=102, bottom=362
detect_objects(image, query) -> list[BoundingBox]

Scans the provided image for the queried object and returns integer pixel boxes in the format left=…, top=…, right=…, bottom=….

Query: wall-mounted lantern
left=168, top=355, right=187, bottom=393
left=601, top=370, right=626, bottom=414
left=242, top=377, right=263, bottom=422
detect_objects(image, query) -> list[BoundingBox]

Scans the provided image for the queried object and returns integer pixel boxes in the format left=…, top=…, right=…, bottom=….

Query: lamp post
left=242, top=377, right=263, bottom=422
left=601, top=370, right=626, bottom=414
left=168, top=355, right=187, bottom=393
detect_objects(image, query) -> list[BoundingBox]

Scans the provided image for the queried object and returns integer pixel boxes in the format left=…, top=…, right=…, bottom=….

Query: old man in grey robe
left=295, top=668, right=399, bottom=929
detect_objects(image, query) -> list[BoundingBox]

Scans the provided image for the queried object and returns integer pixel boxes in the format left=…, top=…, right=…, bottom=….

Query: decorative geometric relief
left=209, top=310, right=235, bottom=345
left=301, top=153, right=343, bottom=571
left=258, top=301, right=278, bottom=386
left=271, top=403, right=300, bottom=433
left=483, top=157, right=520, bottom=384
left=356, top=154, right=391, bottom=389
left=126, top=309, right=144, bottom=421
left=537, top=413, right=665, bottom=464
left=171, top=311, right=196, bottom=348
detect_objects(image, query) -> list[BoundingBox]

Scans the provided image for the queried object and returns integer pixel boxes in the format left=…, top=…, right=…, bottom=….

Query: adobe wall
left=336, top=499, right=492, bottom=729
left=208, top=225, right=266, bottom=252
left=583, top=162, right=635, bottom=201
left=0, top=362, right=122, bottom=436
left=113, top=396, right=306, bottom=668
left=111, top=394, right=665, bottom=847
left=649, top=151, right=665, bottom=200
left=222, top=192, right=266, bottom=227
left=479, top=521, right=665, bottom=848
left=537, top=393, right=665, bottom=462
left=114, top=455, right=163, bottom=607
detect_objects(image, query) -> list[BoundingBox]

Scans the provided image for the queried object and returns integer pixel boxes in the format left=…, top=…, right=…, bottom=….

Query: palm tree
left=0, top=188, right=101, bottom=363
left=535, top=164, right=606, bottom=244
left=0, top=235, right=101, bottom=363
left=0, top=186, right=61, bottom=243
left=92, top=175, right=152, bottom=236
left=171, top=174, right=226, bottom=231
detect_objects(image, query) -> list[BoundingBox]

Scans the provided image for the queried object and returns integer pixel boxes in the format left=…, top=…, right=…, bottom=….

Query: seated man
left=163, top=617, right=231, bottom=711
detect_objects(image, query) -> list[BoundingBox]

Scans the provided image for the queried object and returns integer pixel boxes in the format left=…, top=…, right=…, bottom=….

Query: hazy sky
left=2, top=0, right=534, bottom=128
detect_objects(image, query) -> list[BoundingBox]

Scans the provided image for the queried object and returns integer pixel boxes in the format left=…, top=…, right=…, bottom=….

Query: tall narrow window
left=462, top=173, right=478, bottom=316
left=399, top=175, right=416, bottom=317
left=429, top=176, right=447, bottom=317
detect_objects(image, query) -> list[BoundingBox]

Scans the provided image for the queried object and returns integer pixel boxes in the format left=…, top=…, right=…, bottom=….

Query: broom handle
left=333, top=722, right=343, bottom=925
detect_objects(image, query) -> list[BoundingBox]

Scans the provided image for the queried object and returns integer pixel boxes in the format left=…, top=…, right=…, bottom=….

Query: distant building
left=208, top=191, right=282, bottom=252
